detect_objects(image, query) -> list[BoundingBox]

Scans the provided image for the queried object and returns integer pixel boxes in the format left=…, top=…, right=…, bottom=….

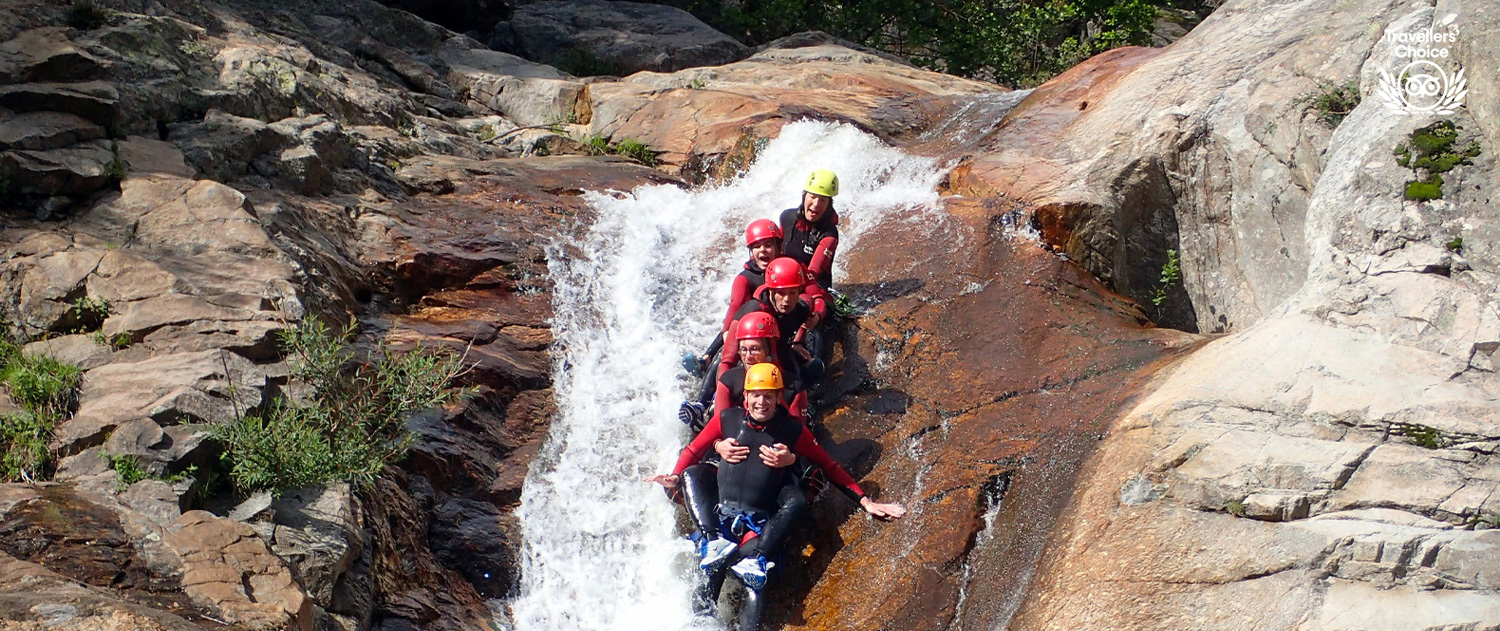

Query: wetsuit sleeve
left=674, top=417, right=725, bottom=475
left=807, top=236, right=838, bottom=283
left=712, top=380, right=731, bottom=418
left=802, top=285, right=829, bottom=321
left=722, top=275, right=754, bottom=331
left=718, top=322, right=739, bottom=376
left=791, top=428, right=865, bottom=501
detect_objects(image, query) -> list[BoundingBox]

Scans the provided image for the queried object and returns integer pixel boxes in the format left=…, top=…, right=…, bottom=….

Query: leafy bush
left=210, top=319, right=468, bottom=494
left=1301, top=80, right=1360, bottom=126
left=2, top=353, right=81, bottom=419
left=1, top=411, right=51, bottom=483
left=613, top=139, right=660, bottom=166
left=678, top=0, right=1164, bottom=87
left=64, top=0, right=109, bottom=30
left=0, top=330, right=82, bottom=482
left=1150, top=248, right=1181, bottom=308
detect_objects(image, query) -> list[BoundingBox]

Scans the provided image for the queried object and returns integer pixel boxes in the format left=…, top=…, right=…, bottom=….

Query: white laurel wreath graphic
left=1377, top=62, right=1468, bottom=115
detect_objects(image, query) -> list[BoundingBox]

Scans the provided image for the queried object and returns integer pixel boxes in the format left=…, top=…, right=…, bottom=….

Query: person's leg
left=681, top=464, right=720, bottom=536
left=738, top=583, right=766, bottom=631
left=749, top=482, right=809, bottom=558
left=694, top=563, right=728, bottom=616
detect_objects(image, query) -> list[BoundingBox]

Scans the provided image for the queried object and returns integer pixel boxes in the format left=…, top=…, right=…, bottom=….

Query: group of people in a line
left=646, top=170, right=905, bottom=630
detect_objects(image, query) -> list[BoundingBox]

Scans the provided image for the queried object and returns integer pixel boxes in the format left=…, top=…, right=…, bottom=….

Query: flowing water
left=508, top=121, right=950, bottom=631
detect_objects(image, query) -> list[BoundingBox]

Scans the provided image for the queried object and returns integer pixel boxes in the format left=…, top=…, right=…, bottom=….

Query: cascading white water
left=508, top=121, right=947, bottom=631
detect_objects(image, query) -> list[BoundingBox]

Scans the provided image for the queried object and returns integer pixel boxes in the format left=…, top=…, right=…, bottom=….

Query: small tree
left=212, top=319, right=468, bottom=494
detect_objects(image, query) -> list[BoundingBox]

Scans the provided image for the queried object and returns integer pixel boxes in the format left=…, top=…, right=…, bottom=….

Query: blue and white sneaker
left=730, top=555, right=774, bottom=590
left=678, top=400, right=705, bottom=427
left=698, top=537, right=736, bottom=571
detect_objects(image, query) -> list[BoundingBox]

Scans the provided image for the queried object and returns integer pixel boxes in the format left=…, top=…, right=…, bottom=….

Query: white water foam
left=507, top=121, right=947, bottom=631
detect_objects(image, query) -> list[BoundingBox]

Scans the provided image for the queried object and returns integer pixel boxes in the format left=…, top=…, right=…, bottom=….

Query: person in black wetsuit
left=648, top=364, right=905, bottom=630
left=780, top=169, right=841, bottom=318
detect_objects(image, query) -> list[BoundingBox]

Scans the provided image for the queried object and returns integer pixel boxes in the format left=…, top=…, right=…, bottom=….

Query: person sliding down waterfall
left=647, top=363, right=905, bottom=630
left=780, top=169, right=844, bottom=333
left=681, top=219, right=785, bottom=419
left=682, top=312, right=805, bottom=432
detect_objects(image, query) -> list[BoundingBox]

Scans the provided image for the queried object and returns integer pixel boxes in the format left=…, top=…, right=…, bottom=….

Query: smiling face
left=745, top=388, right=778, bottom=422
left=739, top=338, right=770, bottom=365
left=767, top=287, right=800, bottom=314
left=802, top=192, right=832, bottom=222
left=748, top=238, right=779, bottom=269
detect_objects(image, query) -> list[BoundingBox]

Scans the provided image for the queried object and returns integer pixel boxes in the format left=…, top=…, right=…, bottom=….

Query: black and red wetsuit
left=673, top=405, right=864, bottom=502
left=719, top=292, right=817, bottom=378
left=779, top=206, right=839, bottom=291
left=721, top=260, right=767, bottom=332
left=713, top=362, right=804, bottom=422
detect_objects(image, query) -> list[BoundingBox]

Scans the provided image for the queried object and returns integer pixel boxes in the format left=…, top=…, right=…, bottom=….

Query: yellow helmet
left=744, top=362, right=784, bottom=391
left=804, top=169, right=839, bottom=198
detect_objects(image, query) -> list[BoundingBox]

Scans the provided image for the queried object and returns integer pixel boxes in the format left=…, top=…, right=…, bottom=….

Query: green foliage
left=1404, top=175, right=1444, bottom=201
left=582, top=135, right=660, bottom=166
left=0, top=330, right=81, bottom=483
left=1395, top=120, right=1482, bottom=201
left=613, top=139, right=660, bottom=166
left=105, top=155, right=126, bottom=184
left=478, top=124, right=499, bottom=142
left=1, top=411, right=51, bottom=483
left=1225, top=497, right=1247, bottom=517
left=1301, top=80, right=1360, bottom=126
left=1447, top=236, right=1464, bottom=253
left=109, top=454, right=150, bottom=490
left=2, top=353, right=81, bottom=419
left=1150, top=248, right=1181, bottom=308
left=681, top=0, right=1164, bottom=87
left=551, top=49, right=625, bottom=77
left=71, top=295, right=111, bottom=332
left=1391, top=422, right=1445, bottom=449
left=1470, top=512, right=1500, bottom=529
left=209, top=318, right=468, bottom=494
left=64, top=0, right=109, bottom=30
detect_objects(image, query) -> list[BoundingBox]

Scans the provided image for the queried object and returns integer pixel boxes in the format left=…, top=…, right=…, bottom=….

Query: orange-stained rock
left=769, top=197, right=1201, bottom=631
left=162, top=511, right=312, bottom=631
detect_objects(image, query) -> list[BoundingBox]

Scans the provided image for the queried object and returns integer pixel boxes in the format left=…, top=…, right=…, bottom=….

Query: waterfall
left=508, top=121, right=947, bottom=631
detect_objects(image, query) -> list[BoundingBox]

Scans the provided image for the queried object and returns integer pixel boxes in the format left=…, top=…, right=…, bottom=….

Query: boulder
left=0, top=81, right=119, bottom=125
left=129, top=178, right=282, bottom=258
left=102, top=418, right=210, bottom=477
left=0, top=28, right=108, bottom=83
left=490, top=0, right=749, bottom=74
left=0, top=138, right=116, bottom=197
left=163, top=510, right=312, bottom=631
left=57, top=350, right=265, bottom=454
left=0, top=111, right=106, bottom=151
left=12, top=249, right=105, bottom=333
left=244, top=484, right=366, bottom=606
left=23, top=334, right=114, bottom=371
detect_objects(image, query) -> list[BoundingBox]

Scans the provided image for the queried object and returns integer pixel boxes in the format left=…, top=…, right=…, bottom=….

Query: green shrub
left=109, top=454, right=150, bottom=490
left=1301, top=80, right=1360, bottom=126
left=2, top=353, right=81, bottom=419
left=64, top=0, right=109, bottom=30
left=1, top=411, right=51, bottom=483
left=680, top=0, right=1164, bottom=87
left=1150, top=248, right=1182, bottom=309
left=613, top=139, right=660, bottom=166
left=210, top=318, right=467, bottom=494
left=1225, top=497, right=1247, bottom=517
left=71, top=295, right=111, bottom=332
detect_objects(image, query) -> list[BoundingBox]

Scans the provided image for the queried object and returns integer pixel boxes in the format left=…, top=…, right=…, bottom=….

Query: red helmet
left=736, top=311, right=779, bottom=341
left=744, top=219, right=783, bottom=247
left=763, top=257, right=806, bottom=290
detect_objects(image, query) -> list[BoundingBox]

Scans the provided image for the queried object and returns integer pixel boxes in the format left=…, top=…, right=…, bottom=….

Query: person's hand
left=760, top=443, right=795, bottom=468
left=806, top=311, right=822, bottom=329
left=792, top=344, right=813, bottom=362
left=860, top=496, right=906, bottom=520
left=715, top=438, right=750, bottom=463
left=645, top=474, right=680, bottom=488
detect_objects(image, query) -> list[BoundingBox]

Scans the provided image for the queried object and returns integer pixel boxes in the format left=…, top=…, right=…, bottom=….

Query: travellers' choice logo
left=1376, top=24, right=1467, bottom=115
